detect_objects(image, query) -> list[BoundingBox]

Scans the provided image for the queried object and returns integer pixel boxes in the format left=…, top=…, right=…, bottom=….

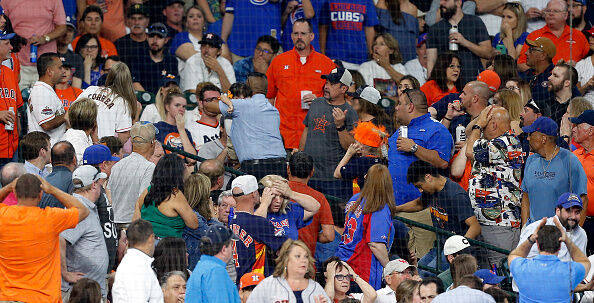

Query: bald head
left=468, top=81, right=491, bottom=106
left=51, top=141, right=76, bottom=167
left=199, top=159, right=224, bottom=190
left=1, top=163, right=25, bottom=187
left=485, top=107, right=511, bottom=139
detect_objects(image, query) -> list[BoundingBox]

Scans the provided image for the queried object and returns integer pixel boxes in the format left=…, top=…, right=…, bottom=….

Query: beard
left=568, top=15, right=583, bottom=27
left=440, top=5, right=457, bottom=21
left=150, top=46, right=163, bottom=56
left=548, top=81, right=564, bottom=93
left=294, top=39, right=307, bottom=51
left=560, top=216, right=578, bottom=231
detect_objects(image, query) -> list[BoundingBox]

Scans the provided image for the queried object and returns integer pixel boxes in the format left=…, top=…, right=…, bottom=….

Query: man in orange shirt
left=0, top=30, right=23, bottom=169
left=71, top=5, right=118, bottom=57
left=570, top=109, right=594, bottom=255
left=0, top=174, right=89, bottom=303
left=55, top=55, right=82, bottom=111
left=517, top=0, right=589, bottom=72
left=266, top=19, right=335, bottom=150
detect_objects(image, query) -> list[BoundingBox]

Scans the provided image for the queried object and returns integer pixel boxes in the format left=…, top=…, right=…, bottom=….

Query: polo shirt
left=522, top=64, right=554, bottom=105
left=39, top=166, right=73, bottom=209
left=27, top=81, right=67, bottom=146
left=266, top=46, right=335, bottom=149
left=388, top=113, right=453, bottom=205
left=574, top=147, right=594, bottom=215
left=511, top=255, right=585, bottom=303
left=518, top=25, right=590, bottom=66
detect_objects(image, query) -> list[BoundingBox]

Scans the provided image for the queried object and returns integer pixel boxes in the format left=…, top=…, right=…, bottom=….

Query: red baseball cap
left=239, top=272, right=265, bottom=290
left=477, top=70, right=501, bottom=93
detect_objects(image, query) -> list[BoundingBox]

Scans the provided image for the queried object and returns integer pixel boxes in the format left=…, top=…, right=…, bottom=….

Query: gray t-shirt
left=303, top=98, right=357, bottom=180
left=107, top=152, right=155, bottom=223
left=61, top=193, right=109, bottom=296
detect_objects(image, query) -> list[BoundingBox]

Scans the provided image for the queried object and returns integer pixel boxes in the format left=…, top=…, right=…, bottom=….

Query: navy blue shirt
left=154, top=121, right=195, bottom=153
left=130, top=52, right=178, bottom=94
left=39, top=166, right=73, bottom=208
left=340, top=156, right=384, bottom=190
left=520, top=64, right=554, bottom=105
left=388, top=113, right=453, bottom=205
left=430, top=93, right=471, bottom=138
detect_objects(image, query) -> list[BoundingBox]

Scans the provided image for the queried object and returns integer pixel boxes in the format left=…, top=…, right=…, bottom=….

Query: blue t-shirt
left=319, top=0, right=379, bottom=64
left=492, top=32, right=529, bottom=55
left=336, top=194, right=394, bottom=290
left=280, top=0, right=321, bottom=53
left=388, top=113, right=453, bottom=205
left=511, top=255, right=585, bottom=303
left=154, top=121, right=195, bottom=153
left=267, top=202, right=313, bottom=240
left=225, top=0, right=282, bottom=57
left=170, top=32, right=192, bottom=56
left=377, top=8, right=419, bottom=63
left=520, top=148, right=587, bottom=222
left=186, top=255, right=241, bottom=303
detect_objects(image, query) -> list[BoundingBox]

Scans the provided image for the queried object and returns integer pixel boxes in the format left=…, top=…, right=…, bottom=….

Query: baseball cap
left=83, top=144, right=120, bottom=165
left=66, top=16, right=77, bottom=30
left=383, top=259, right=416, bottom=278
left=161, top=74, right=180, bottom=87
left=0, top=30, right=15, bottom=40
left=322, top=67, right=352, bottom=86
left=199, top=33, right=224, bottom=49
left=474, top=269, right=505, bottom=285
left=417, top=9, right=426, bottom=18
left=166, top=0, right=185, bottom=6
left=569, top=109, right=594, bottom=126
left=354, top=122, right=385, bottom=148
left=59, top=55, right=73, bottom=68
left=131, top=121, right=158, bottom=143
left=476, top=70, right=501, bottom=93
left=147, top=23, right=169, bottom=38
left=521, top=116, right=558, bottom=136
left=557, top=192, right=583, bottom=209
left=239, top=272, right=265, bottom=290
left=72, top=165, right=107, bottom=188
left=232, top=175, right=259, bottom=196
left=204, top=225, right=239, bottom=245
left=358, top=86, right=381, bottom=105
left=443, top=235, right=471, bottom=255
left=127, top=3, right=148, bottom=17
left=417, top=33, right=427, bottom=47
left=524, top=99, right=541, bottom=114
left=526, top=37, right=556, bottom=59
left=573, top=0, right=586, bottom=5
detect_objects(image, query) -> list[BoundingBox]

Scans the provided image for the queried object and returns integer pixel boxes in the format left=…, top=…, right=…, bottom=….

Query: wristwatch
left=410, top=143, right=418, bottom=153
left=44, top=35, right=50, bottom=43
left=472, top=124, right=482, bottom=132
left=336, top=125, right=346, bottom=132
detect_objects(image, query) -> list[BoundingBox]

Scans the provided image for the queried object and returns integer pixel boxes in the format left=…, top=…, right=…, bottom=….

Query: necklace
left=541, top=146, right=559, bottom=174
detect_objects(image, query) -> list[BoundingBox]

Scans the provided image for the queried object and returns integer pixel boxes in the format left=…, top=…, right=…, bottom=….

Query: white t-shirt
left=76, top=86, right=133, bottom=139
left=576, top=56, right=594, bottom=105
left=139, top=104, right=162, bottom=124
left=61, top=128, right=93, bottom=166
left=27, top=81, right=66, bottom=145
left=522, top=0, right=547, bottom=33
left=186, top=119, right=221, bottom=151
left=404, top=58, right=428, bottom=86
left=180, top=54, right=236, bottom=91
left=358, top=60, right=408, bottom=89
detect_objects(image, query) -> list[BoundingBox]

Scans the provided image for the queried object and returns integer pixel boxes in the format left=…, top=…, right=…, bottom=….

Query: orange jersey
left=72, top=35, right=118, bottom=58
left=55, top=86, right=83, bottom=111
left=266, top=47, right=335, bottom=149
left=0, top=65, right=23, bottom=158
left=518, top=25, right=589, bottom=65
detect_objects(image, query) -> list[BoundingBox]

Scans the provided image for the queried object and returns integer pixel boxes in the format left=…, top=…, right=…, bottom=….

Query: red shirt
left=291, top=180, right=334, bottom=255
left=0, top=65, right=23, bottom=159
left=518, top=24, right=589, bottom=65
left=266, top=46, right=335, bottom=149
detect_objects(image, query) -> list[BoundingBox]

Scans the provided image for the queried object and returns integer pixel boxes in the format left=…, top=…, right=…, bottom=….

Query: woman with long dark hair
left=420, top=53, right=461, bottom=106
left=335, top=164, right=396, bottom=290
left=133, top=154, right=198, bottom=238
left=152, top=237, right=190, bottom=280
left=75, top=34, right=104, bottom=88
left=487, top=54, right=519, bottom=87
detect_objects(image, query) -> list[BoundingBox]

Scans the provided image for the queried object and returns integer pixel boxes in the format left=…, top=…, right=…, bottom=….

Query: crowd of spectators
left=3, top=0, right=594, bottom=302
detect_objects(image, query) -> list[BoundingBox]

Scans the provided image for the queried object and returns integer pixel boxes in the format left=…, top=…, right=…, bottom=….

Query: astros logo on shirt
left=164, top=133, right=184, bottom=149
left=250, top=0, right=269, bottom=5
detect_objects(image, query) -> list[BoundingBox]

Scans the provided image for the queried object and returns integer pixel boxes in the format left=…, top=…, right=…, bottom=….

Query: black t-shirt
left=114, top=34, right=149, bottom=68
left=546, top=89, right=581, bottom=128
left=131, top=52, right=178, bottom=94
left=96, top=186, right=118, bottom=272
left=340, top=156, right=384, bottom=189
left=426, top=14, right=490, bottom=85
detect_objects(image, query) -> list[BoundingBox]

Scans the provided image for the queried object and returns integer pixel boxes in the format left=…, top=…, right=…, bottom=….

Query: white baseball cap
left=359, top=86, right=381, bottom=104
left=72, top=165, right=107, bottom=188
left=443, top=235, right=471, bottom=255
left=231, top=175, right=259, bottom=196
left=383, top=259, right=416, bottom=278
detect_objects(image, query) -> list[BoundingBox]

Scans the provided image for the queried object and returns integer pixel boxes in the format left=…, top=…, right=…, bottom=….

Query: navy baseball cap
left=557, top=192, right=583, bottom=209
left=475, top=269, right=505, bottom=285
left=199, top=33, right=223, bottom=49
left=204, top=225, right=239, bottom=245
left=322, top=67, right=352, bottom=86
left=147, top=23, right=168, bottom=38
left=166, top=0, right=185, bottom=6
left=161, top=74, right=180, bottom=87
left=66, top=15, right=77, bottom=30
left=83, top=144, right=120, bottom=165
left=127, top=3, right=148, bottom=17
left=521, top=116, right=558, bottom=136
left=569, top=109, right=594, bottom=126
left=0, top=30, right=15, bottom=40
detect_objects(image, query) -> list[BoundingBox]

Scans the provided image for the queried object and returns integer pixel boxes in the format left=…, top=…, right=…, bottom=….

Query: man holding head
left=39, top=141, right=77, bottom=208
left=112, top=219, right=163, bottom=302
left=0, top=174, right=89, bottom=302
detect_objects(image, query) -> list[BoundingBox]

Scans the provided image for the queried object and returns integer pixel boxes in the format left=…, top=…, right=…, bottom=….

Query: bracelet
left=443, top=116, right=452, bottom=121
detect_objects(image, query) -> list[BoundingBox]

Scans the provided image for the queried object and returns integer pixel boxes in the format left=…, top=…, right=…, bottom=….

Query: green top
left=141, top=200, right=185, bottom=238
left=438, top=268, right=453, bottom=289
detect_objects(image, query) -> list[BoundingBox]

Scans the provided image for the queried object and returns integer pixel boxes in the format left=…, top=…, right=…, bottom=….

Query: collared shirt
left=469, top=131, right=524, bottom=227
left=388, top=113, right=453, bottom=205
left=522, top=64, right=554, bottom=105
left=518, top=24, right=590, bottom=65
left=432, top=286, right=495, bottom=303
left=24, top=160, right=49, bottom=178
left=112, top=248, right=163, bottom=303
left=574, top=147, right=594, bottom=216
left=27, top=81, right=66, bottom=145
left=39, top=165, right=73, bottom=209
left=233, top=56, right=255, bottom=84
left=186, top=255, right=241, bottom=303
left=266, top=46, right=335, bottom=149
left=375, top=285, right=397, bottom=303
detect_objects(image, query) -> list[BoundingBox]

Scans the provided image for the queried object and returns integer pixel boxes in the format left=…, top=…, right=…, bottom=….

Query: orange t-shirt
left=0, top=65, right=23, bottom=159
left=86, top=0, right=126, bottom=41
left=518, top=25, right=589, bottom=65
left=573, top=148, right=594, bottom=216
left=55, top=86, right=83, bottom=111
left=71, top=35, right=118, bottom=58
left=266, top=47, right=336, bottom=149
left=0, top=205, right=79, bottom=303
left=420, top=80, right=458, bottom=106
left=291, top=181, right=334, bottom=255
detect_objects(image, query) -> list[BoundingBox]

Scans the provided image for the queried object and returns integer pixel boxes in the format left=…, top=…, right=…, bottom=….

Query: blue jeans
left=417, top=247, right=449, bottom=278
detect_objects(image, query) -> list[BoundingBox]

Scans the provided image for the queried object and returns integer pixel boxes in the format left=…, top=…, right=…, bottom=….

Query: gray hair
left=1, top=163, right=25, bottom=186
left=217, top=190, right=233, bottom=205
left=159, top=270, right=187, bottom=287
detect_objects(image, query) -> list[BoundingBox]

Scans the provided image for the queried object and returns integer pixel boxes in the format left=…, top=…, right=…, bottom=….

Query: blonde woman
left=76, top=62, right=138, bottom=144
left=62, top=98, right=98, bottom=165
left=492, top=2, right=528, bottom=59
left=247, top=239, right=330, bottom=303
left=396, top=280, right=422, bottom=303
left=497, top=89, right=524, bottom=134
left=255, top=175, right=320, bottom=240
left=139, top=76, right=181, bottom=123
left=505, top=78, right=532, bottom=105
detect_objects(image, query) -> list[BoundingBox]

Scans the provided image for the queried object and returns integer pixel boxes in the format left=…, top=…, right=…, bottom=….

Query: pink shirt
left=2, top=192, right=17, bottom=206
left=3, top=0, right=66, bottom=66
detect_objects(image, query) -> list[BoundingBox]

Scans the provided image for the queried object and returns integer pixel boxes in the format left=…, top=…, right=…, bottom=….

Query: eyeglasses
left=528, top=47, right=544, bottom=53
left=506, top=85, right=520, bottom=91
left=448, top=64, right=462, bottom=70
left=335, top=274, right=353, bottom=281
left=204, top=97, right=219, bottom=102
left=543, top=9, right=567, bottom=14
left=392, top=270, right=414, bottom=276
left=255, top=46, right=273, bottom=55
left=82, top=45, right=99, bottom=50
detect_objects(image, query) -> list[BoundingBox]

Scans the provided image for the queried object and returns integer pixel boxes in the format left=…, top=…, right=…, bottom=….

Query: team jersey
left=280, top=0, right=321, bottom=53
left=2, top=53, right=20, bottom=81
left=267, top=202, right=312, bottom=240
left=336, top=194, right=394, bottom=290
left=55, top=86, right=83, bottom=111
left=154, top=121, right=195, bottom=154
left=0, top=65, right=23, bottom=158
left=76, top=86, right=132, bottom=138
left=186, top=120, right=220, bottom=151
left=229, top=211, right=287, bottom=283
left=27, top=81, right=67, bottom=145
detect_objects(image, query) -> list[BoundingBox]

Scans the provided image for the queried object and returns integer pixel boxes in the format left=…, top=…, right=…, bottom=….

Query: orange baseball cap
left=239, top=272, right=265, bottom=290
left=354, top=122, right=386, bottom=148
left=476, top=70, right=501, bottom=93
